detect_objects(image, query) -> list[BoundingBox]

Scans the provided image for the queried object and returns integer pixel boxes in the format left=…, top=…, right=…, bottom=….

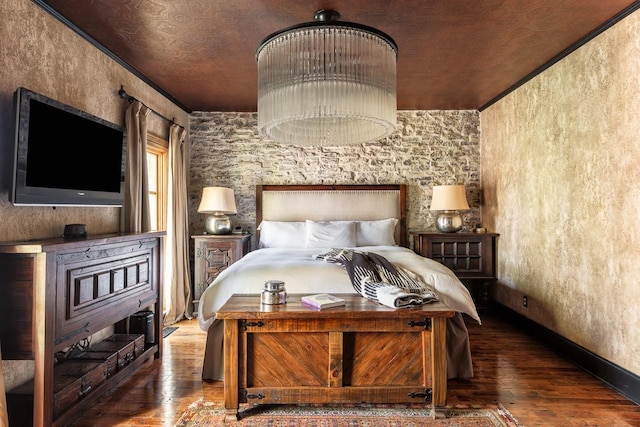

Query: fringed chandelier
left=256, top=10, right=398, bottom=146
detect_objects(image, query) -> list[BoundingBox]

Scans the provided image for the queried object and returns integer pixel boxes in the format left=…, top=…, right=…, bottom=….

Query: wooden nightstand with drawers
left=411, top=232, right=498, bottom=311
left=192, top=234, right=251, bottom=316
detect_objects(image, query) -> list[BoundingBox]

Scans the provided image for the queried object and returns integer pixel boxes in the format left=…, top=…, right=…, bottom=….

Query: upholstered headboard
left=256, top=184, right=407, bottom=247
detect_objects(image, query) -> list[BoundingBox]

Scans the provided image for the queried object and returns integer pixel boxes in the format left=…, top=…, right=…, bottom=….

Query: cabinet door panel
left=192, top=235, right=251, bottom=311
left=345, top=332, right=426, bottom=387
left=412, top=232, right=497, bottom=310
left=55, top=240, right=158, bottom=347
left=246, top=332, right=329, bottom=387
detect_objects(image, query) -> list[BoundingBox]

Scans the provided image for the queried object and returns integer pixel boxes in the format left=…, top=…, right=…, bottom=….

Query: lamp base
left=435, top=211, right=463, bottom=233
left=204, top=214, right=232, bottom=235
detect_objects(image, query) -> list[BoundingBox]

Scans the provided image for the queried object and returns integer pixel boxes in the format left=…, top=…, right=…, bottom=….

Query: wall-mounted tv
left=11, top=87, right=126, bottom=206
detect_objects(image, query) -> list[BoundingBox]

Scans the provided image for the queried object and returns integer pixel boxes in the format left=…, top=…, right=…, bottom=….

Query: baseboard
left=494, top=303, right=640, bottom=406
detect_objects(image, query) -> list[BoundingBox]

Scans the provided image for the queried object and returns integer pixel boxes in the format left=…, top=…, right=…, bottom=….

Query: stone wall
left=189, top=110, right=481, bottom=248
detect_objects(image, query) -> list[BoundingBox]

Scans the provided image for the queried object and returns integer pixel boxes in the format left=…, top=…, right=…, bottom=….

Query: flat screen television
left=11, top=87, right=126, bottom=206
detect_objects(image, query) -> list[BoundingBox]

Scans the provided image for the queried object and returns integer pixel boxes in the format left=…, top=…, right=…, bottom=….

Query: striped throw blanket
left=314, top=248, right=439, bottom=308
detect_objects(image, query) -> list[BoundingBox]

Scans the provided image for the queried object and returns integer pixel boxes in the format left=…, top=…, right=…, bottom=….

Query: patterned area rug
left=175, top=400, right=522, bottom=427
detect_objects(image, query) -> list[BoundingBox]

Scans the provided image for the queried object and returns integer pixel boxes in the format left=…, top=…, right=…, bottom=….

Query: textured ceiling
left=40, top=0, right=639, bottom=112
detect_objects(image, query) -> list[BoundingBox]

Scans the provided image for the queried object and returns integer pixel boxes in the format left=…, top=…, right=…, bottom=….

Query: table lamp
left=430, top=185, right=469, bottom=233
left=198, top=187, right=237, bottom=234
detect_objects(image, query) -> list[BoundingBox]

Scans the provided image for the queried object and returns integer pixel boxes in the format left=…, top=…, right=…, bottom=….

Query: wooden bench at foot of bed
left=217, top=293, right=454, bottom=422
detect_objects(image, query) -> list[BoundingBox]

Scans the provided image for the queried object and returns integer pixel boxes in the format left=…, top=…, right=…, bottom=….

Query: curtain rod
left=118, top=85, right=185, bottom=130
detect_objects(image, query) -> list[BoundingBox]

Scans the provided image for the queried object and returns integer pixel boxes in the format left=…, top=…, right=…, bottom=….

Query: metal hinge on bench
left=240, top=320, right=264, bottom=330
left=408, top=388, right=433, bottom=402
left=407, top=318, right=432, bottom=330
left=243, top=390, right=264, bottom=400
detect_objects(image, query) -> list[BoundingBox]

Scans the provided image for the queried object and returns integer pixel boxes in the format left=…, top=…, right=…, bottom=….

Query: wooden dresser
left=0, top=232, right=164, bottom=426
left=412, top=232, right=498, bottom=311
left=191, top=234, right=251, bottom=315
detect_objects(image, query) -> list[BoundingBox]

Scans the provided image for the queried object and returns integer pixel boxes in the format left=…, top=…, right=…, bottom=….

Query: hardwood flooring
left=70, top=313, right=640, bottom=426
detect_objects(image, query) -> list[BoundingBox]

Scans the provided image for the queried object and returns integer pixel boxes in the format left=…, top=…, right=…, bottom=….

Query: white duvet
left=197, top=245, right=480, bottom=380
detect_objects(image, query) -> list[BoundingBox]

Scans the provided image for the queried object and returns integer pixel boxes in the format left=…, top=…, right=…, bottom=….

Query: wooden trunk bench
left=217, top=293, right=454, bottom=422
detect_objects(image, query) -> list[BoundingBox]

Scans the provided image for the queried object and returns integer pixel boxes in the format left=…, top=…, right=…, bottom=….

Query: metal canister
left=261, top=280, right=287, bottom=304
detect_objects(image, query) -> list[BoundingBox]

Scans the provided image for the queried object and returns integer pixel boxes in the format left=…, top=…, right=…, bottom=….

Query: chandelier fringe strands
left=256, top=10, right=398, bottom=146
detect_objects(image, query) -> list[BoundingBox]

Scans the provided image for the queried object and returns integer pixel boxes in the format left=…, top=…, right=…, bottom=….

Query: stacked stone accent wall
left=189, top=111, right=481, bottom=247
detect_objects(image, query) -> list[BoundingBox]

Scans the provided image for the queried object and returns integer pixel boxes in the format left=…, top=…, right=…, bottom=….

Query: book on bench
left=301, top=293, right=346, bottom=309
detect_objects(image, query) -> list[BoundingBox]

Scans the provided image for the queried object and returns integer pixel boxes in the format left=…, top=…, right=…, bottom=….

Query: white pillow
left=305, top=220, right=356, bottom=248
left=258, top=221, right=306, bottom=248
left=356, top=218, right=398, bottom=246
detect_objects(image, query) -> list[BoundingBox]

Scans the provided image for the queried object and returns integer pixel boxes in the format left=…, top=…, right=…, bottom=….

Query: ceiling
left=39, top=0, right=639, bottom=113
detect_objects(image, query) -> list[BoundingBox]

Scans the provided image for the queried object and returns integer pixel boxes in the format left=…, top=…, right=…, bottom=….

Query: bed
left=197, top=184, right=480, bottom=382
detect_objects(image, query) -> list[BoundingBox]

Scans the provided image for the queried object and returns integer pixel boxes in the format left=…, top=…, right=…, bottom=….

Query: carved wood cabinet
left=0, top=232, right=164, bottom=426
left=411, top=232, right=498, bottom=311
left=192, top=234, right=251, bottom=315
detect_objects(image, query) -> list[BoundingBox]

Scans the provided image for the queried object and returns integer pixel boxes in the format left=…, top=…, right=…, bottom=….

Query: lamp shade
left=430, top=185, right=470, bottom=211
left=256, top=10, right=397, bottom=146
left=197, top=187, right=237, bottom=214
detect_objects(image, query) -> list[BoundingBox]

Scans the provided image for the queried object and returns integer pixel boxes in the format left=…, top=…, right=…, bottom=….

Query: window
left=147, top=134, right=172, bottom=316
left=146, top=134, right=169, bottom=231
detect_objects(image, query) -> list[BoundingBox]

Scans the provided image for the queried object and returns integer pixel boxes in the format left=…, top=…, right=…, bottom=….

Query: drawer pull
left=408, top=388, right=432, bottom=402
left=78, top=384, right=92, bottom=398
left=407, top=318, right=431, bottom=330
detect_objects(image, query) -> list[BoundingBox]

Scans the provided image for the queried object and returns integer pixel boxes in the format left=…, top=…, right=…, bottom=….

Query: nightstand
left=411, top=232, right=498, bottom=311
left=192, top=234, right=251, bottom=315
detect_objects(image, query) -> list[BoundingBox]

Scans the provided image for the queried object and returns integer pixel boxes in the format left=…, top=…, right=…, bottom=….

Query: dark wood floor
left=70, top=313, right=640, bottom=426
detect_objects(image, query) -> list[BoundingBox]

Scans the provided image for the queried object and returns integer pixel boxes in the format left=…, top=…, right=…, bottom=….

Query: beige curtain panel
left=124, top=101, right=151, bottom=233
left=164, top=124, right=193, bottom=325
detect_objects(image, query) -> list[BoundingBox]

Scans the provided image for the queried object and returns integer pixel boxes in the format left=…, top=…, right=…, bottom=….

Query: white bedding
left=197, top=245, right=480, bottom=380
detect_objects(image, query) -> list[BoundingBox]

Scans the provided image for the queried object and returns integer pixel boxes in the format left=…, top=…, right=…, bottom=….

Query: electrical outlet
left=523, top=296, right=528, bottom=307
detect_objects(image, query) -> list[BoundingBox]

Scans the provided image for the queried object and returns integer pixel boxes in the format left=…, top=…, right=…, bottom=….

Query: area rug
left=175, top=399, right=522, bottom=427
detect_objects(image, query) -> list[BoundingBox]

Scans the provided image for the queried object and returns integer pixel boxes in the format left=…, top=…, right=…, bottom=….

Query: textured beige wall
left=481, top=10, right=640, bottom=375
left=189, top=111, right=482, bottom=249
left=0, top=0, right=189, bottom=242
left=0, top=0, right=189, bottom=390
